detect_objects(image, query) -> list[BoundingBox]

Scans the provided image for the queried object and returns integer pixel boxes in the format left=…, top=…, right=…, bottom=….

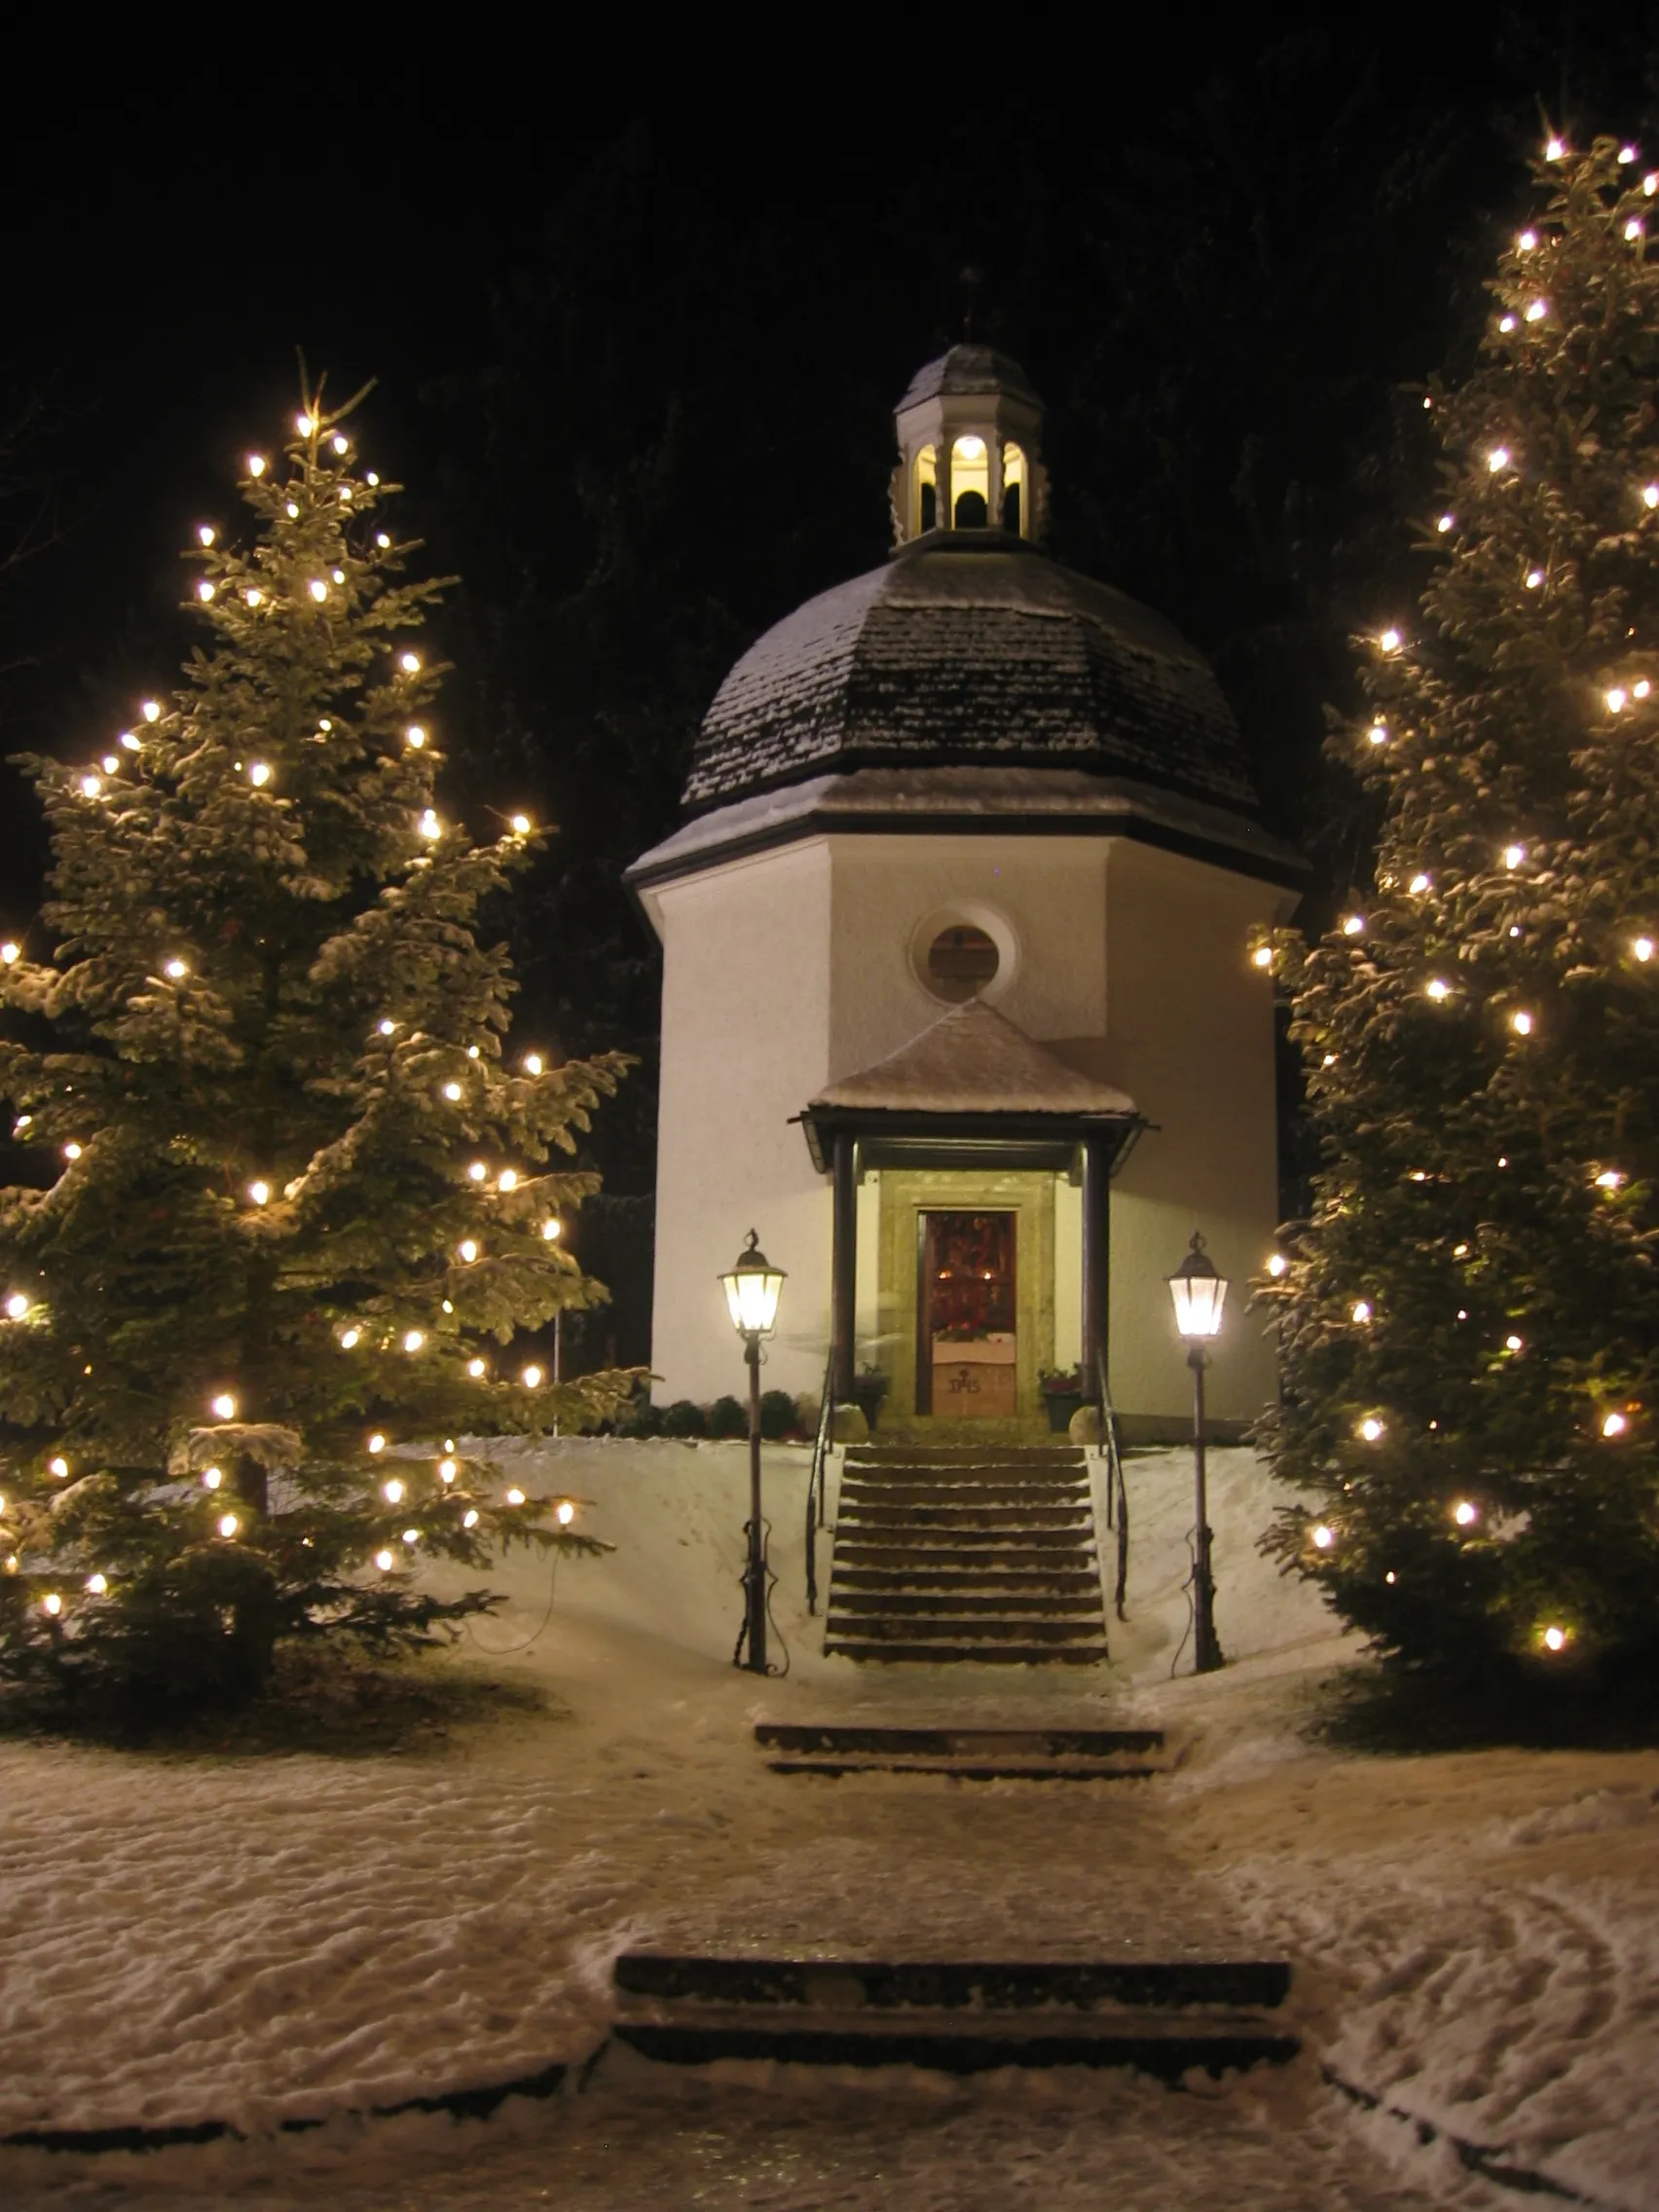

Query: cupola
left=890, top=343, right=1048, bottom=544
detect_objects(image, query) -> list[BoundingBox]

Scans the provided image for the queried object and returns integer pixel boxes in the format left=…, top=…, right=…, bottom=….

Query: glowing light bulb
left=63, top=1141, right=83, bottom=1161
left=1606, top=687, right=1629, bottom=713
left=1525, top=569, right=1543, bottom=589
left=1648, top=174, right=1659, bottom=197
left=42, top=1593, right=62, bottom=1617
left=0, top=942, right=17, bottom=963
left=1603, top=1411, right=1628, bottom=1438
left=121, top=732, right=142, bottom=755
left=198, top=526, right=215, bottom=547
left=1379, top=627, right=1402, bottom=652
left=1627, top=217, right=1644, bottom=240
left=1503, top=843, right=1526, bottom=869
left=467, top=1046, right=479, bottom=1059
left=1425, top=977, right=1451, bottom=1001
left=4, top=1293, right=28, bottom=1319
left=1342, top=914, right=1364, bottom=937
left=467, top=1357, right=487, bottom=1378
left=49, top=1456, right=67, bottom=1478
left=498, top=1168, right=518, bottom=1192
left=1453, top=1499, right=1478, bottom=1527
left=541, top=1219, right=560, bottom=1241
left=203, top=1466, right=223, bottom=1490
left=247, top=1180, right=270, bottom=1205
left=80, top=773, right=102, bottom=796
left=400, top=651, right=421, bottom=675
left=140, top=699, right=161, bottom=723
left=403, top=1329, right=424, bottom=1353
left=1595, top=1169, right=1624, bottom=1191
left=296, top=413, right=314, bottom=436
left=1251, top=945, right=1273, bottom=970
left=309, top=579, right=328, bottom=603
left=1634, top=937, right=1655, bottom=961
left=101, top=754, right=120, bottom=774
left=1384, top=1570, right=1397, bottom=1585
left=1505, top=1334, right=1524, bottom=1352
left=556, top=1500, right=576, bottom=1527
left=1310, top=1523, right=1335, bottom=1551
left=1621, top=144, right=1639, bottom=164
left=375, top=1549, right=394, bottom=1571
left=1436, top=512, right=1454, bottom=533
left=524, top=1052, right=544, bottom=1075
left=217, top=1512, right=240, bottom=1538
left=1367, top=721, right=1387, bottom=745
left=197, top=579, right=217, bottom=606
left=419, top=809, right=441, bottom=841
left=1518, top=229, right=1537, bottom=251
left=468, top=1161, right=487, bottom=1183
left=442, top=1082, right=462, bottom=1102
left=368, top=1432, right=387, bottom=1454
left=1545, top=137, right=1565, bottom=161
left=1511, top=1011, right=1533, bottom=1035
left=248, top=761, right=272, bottom=786
left=1542, top=1625, right=1567, bottom=1652
left=1499, top=315, right=1517, bottom=333
left=379, top=1017, right=396, bottom=1036
left=1409, top=872, right=1431, bottom=895
left=332, top=569, right=345, bottom=585
left=332, top=433, right=349, bottom=455
left=1488, top=446, right=1510, bottom=472
left=211, top=1393, right=237, bottom=1420
left=245, top=588, right=263, bottom=608
left=367, top=471, right=381, bottom=486
left=1646, top=486, right=1659, bottom=510
left=459, top=1239, right=478, bottom=1264
left=1637, top=681, right=1652, bottom=699
left=1524, top=299, right=1547, bottom=321
left=509, top=814, right=532, bottom=835
left=383, top=1478, right=405, bottom=1504
left=86, top=1572, right=107, bottom=1594
left=377, top=531, right=391, bottom=548
left=521, top=1365, right=543, bottom=1389
left=1350, top=1300, right=1372, bottom=1324
left=505, top=1487, right=526, bottom=1506
left=340, top=1327, right=361, bottom=1350
left=402, top=1528, right=419, bottom=1544
left=462, top=1507, right=480, bottom=1528
left=247, top=455, right=266, bottom=477
left=439, top=1457, right=458, bottom=1482
left=956, top=434, right=985, bottom=461
left=405, top=725, right=425, bottom=748
left=1359, top=1417, right=1384, bottom=1442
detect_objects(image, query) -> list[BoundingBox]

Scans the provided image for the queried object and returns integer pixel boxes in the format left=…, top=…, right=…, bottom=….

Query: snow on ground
left=1, top=1438, right=1655, bottom=2209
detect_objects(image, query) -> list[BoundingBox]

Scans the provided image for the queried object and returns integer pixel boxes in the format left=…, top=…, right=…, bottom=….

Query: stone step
left=831, top=1552, right=1096, bottom=1579
left=828, top=1611, right=1104, bottom=1644
left=755, top=1723, right=1164, bottom=1759
left=838, top=1503, right=1091, bottom=1530
left=825, top=1636, right=1109, bottom=1665
left=846, top=1448, right=1086, bottom=1465
left=610, top=1954, right=1295, bottom=2081
left=829, top=1590, right=1103, bottom=1618
left=838, top=1480, right=1091, bottom=1505
left=763, top=1758, right=1155, bottom=1781
left=833, top=1566, right=1103, bottom=1593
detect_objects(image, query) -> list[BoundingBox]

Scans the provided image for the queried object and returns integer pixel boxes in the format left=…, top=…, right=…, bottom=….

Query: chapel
left=628, top=345, right=1306, bottom=1443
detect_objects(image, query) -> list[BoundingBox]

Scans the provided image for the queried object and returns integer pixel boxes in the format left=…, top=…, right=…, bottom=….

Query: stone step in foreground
left=755, top=1720, right=1168, bottom=1780
left=610, top=1952, right=1297, bottom=2081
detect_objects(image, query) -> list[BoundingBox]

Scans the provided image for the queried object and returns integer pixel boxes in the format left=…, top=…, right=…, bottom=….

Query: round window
left=924, top=924, right=1000, bottom=1003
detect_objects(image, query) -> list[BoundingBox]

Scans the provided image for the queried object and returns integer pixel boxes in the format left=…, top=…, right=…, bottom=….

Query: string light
left=467, top=1357, right=487, bottom=1378
left=1453, top=1500, right=1478, bottom=1527
left=541, top=1220, right=560, bottom=1241
left=375, top=1549, right=394, bottom=1571
left=86, top=1572, right=107, bottom=1595
left=1499, top=315, right=1518, bottom=333
left=459, top=1239, right=479, bottom=1263
left=63, top=1141, right=83, bottom=1160
left=1322, top=1051, right=1337, bottom=1067
left=1505, top=1334, right=1524, bottom=1352
left=247, top=455, right=266, bottom=476
left=505, top=1487, right=526, bottom=1506
left=4, top=1293, right=28, bottom=1319
left=211, top=1392, right=237, bottom=1419
left=377, top=532, right=391, bottom=548
left=1637, top=681, right=1652, bottom=699
left=1510, top=1011, right=1533, bottom=1036
left=1524, top=299, right=1548, bottom=322
left=419, top=809, right=441, bottom=841
left=1425, top=977, right=1451, bottom=1000
left=141, top=700, right=161, bottom=723
left=368, top=1432, right=387, bottom=1454
left=524, top=1052, right=544, bottom=1075
left=1379, top=627, right=1402, bottom=652
left=1634, top=937, right=1654, bottom=961
left=442, top=1082, right=462, bottom=1101
left=468, top=1161, right=488, bottom=1182
left=1251, top=945, right=1273, bottom=970
left=42, top=1594, right=62, bottom=1617
left=402, top=1529, right=419, bottom=1545
left=1359, top=1417, right=1384, bottom=1442
left=379, top=1017, right=397, bottom=1035
left=1367, top=720, right=1387, bottom=745
left=332, top=569, right=346, bottom=585
left=403, top=1329, right=424, bottom=1353
left=1517, top=228, right=1538, bottom=251
left=1525, top=569, right=1544, bottom=589
left=1595, top=1169, right=1624, bottom=1191
left=405, top=725, right=425, bottom=748
left=49, top=1456, right=67, bottom=1478
left=1310, top=1524, right=1335, bottom=1551
left=1384, top=1570, right=1397, bottom=1585
left=332, top=433, right=349, bottom=455
left=340, top=1326, right=361, bottom=1348
left=1409, top=872, right=1431, bottom=894
left=203, top=1466, right=223, bottom=1489
left=80, top=773, right=102, bottom=797
left=1437, top=513, right=1455, bottom=533
left=522, top=1364, right=543, bottom=1388
left=101, top=755, right=119, bottom=774
left=1542, top=1624, right=1568, bottom=1652
left=1648, top=174, right=1659, bottom=197
left=1606, top=686, right=1629, bottom=713
left=217, top=1512, right=240, bottom=1538
left=400, top=651, right=421, bottom=674
left=1627, top=217, right=1645, bottom=241
left=1488, top=446, right=1511, bottom=473
left=462, top=1508, right=480, bottom=1528
left=296, top=413, right=314, bottom=436
left=1603, top=1412, right=1628, bottom=1438
left=245, top=588, right=263, bottom=608
left=467, top=1046, right=480, bottom=1059
left=1620, top=144, right=1639, bottom=164
left=247, top=1180, right=271, bottom=1204
left=1342, top=914, right=1364, bottom=937
left=1, top=942, right=18, bottom=964
left=1350, top=1300, right=1372, bottom=1323
left=498, top=1168, right=519, bottom=1192
left=249, top=761, right=272, bottom=786
left=383, top=1478, right=405, bottom=1503
left=198, top=526, right=215, bottom=547
left=367, top=472, right=381, bottom=487
left=509, top=814, right=532, bottom=835
left=1545, top=137, right=1566, bottom=162
left=439, top=1457, right=458, bottom=1482
left=556, top=1501, right=575, bottom=1526
left=310, top=580, right=328, bottom=602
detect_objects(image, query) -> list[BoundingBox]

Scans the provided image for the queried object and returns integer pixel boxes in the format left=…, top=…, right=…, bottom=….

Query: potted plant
left=851, top=1364, right=889, bottom=1431
left=1039, top=1366, right=1087, bottom=1433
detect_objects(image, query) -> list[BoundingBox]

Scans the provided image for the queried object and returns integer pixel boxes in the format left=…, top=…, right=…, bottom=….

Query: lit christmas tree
left=1261, top=135, right=1659, bottom=1684
left=0, top=391, right=634, bottom=1714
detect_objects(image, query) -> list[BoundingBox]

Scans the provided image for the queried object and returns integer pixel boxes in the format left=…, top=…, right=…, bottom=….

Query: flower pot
left=1045, top=1389, right=1086, bottom=1433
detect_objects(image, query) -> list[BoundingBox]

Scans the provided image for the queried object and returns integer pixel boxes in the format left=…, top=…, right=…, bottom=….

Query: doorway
left=917, top=1210, right=1016, bottom=1417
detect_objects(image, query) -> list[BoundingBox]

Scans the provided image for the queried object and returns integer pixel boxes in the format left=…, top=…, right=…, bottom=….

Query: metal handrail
left=805, top=1349, right=834, bottom=1615
left=1095, top=1346, right=1129, bottom=1621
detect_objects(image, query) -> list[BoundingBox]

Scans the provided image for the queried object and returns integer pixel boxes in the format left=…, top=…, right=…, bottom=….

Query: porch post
left=1080, top=1131, right=1110, bottom=1396
left=830, top=1130, right=858, bottom=1403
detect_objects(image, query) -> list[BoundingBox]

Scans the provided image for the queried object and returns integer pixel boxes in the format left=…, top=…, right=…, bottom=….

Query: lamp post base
left=1189, top=1346, right=1224, bottom=1677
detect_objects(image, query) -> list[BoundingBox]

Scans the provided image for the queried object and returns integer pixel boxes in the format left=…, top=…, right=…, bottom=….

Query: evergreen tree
left=1262, top=135, right=1659, bottom=1684
left=0, top=390, right=633, bottom=1715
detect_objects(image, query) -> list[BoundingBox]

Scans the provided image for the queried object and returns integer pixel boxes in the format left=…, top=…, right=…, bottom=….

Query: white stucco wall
left=640, top=827, right=1292, bottom=1425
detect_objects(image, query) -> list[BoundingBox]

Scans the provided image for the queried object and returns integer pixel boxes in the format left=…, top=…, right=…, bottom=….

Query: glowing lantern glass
left=719, top=1231, right=786, bottom=1339
left=1167, top=1232, right=1229, bottom=1341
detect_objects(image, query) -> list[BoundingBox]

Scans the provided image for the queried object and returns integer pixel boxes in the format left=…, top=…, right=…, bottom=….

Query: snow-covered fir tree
left=0, top=391, right=634, bottom=1713
left=1262, top=135, right=1659, bottom=1683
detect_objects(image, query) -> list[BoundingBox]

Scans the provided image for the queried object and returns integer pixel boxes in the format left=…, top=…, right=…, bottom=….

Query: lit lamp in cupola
left=892, top=344, right=1047, bottom=540
left=1167, top=1231, right=1228, bottom=1675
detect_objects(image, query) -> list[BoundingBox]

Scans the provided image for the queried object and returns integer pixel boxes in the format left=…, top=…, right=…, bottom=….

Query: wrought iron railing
left=805, top=1349, right=834, bottom=1615
left=1095, top=1346, right=1129, bottom=1621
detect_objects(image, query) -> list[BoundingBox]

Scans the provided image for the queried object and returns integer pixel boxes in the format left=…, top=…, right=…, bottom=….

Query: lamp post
left=1166, top=1230, right=1228, bottom=1675
left=719, top=1229, right=787, bottom=1675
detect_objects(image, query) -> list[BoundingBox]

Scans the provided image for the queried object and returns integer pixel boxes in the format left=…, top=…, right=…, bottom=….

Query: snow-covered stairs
left=755, top=1721, right=1165, bottom=1781
left=609, top=1953, right=1297, bottom=2079
left=826, top=1442, right=1109, bottom=1663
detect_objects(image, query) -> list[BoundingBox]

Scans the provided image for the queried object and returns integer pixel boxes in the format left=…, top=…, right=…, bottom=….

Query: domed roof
left=897, top=343, right=1042, bottom=413
left=682, top=535, right=1260, bottom=818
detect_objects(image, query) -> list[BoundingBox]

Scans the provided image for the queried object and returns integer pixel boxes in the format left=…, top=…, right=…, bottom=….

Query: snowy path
left=2, top=1441, right=1655, bottom=2209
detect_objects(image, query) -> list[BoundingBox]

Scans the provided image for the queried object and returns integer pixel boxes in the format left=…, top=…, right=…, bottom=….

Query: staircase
left=610, top=1951, right=1297, bottom=2080
left=756, top=1721, right=1166, bottom=1781
left=826, top=1443, right=1109, bottom=1664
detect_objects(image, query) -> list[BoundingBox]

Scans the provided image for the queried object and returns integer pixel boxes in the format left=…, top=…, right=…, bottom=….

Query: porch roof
left=808, top=1000, right=1138, bottom=1119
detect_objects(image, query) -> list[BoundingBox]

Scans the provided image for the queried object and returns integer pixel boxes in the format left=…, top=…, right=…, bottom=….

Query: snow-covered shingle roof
left=811, top=1000, right=1138, bottom=1118
left=682, top=536, right=1260, bottom=817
